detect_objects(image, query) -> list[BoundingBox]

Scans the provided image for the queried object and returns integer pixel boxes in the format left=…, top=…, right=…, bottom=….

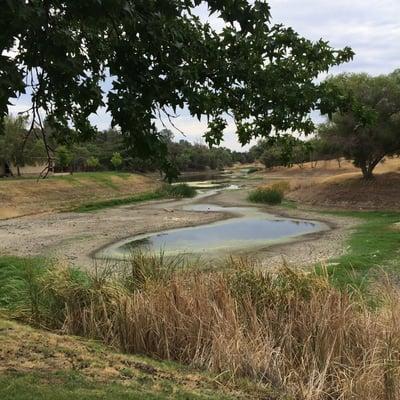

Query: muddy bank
left=0, top=197, right=228, bottom=267
left=0, top=189, right=358, bottom=269
left=198, top=190, right=358, bottom=268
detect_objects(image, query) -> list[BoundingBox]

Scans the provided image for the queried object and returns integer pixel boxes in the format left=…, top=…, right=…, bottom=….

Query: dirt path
left=0, top=189, right=358, bottom=269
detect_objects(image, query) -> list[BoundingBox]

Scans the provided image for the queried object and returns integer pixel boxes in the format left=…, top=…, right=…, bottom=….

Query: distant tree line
left=55, top=129, right=252, bottom=174
left=0, top=122, right=252, bottom=177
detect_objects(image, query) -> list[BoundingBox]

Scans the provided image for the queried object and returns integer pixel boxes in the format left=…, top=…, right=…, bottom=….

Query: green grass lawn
left=0, top=370, right=236, bottom=400
left=318, top=211, right=400, bottom=289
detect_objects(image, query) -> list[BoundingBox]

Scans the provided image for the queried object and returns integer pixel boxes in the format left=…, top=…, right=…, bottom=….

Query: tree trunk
left=17, top=165, right=21, bottom=177
left=360, top=157, right=382, bottom=180
left=361, top=165, right=374, bottom=180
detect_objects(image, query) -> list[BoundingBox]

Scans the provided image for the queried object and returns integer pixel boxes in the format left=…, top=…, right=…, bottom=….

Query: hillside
left=257, top=158, right=400, bottom=210
left=0, top=319, right=261, bottom=400
left=0, top=172, right=158, bottom=219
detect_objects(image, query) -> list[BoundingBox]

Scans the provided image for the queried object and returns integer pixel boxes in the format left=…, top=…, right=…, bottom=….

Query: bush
left=247, top=187, right=283, bottom=204
left=246, top=167, right=260, bottom=174
left=160, top=183, right=197, bottom=198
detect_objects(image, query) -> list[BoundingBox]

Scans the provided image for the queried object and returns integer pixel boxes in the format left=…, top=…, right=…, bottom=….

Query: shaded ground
left=0, top=172, right=158, bottom=219
left=0, top=319, right=263, bottom=399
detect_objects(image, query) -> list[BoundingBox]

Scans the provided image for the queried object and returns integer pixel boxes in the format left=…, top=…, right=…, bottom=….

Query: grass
left=55, top=171, right=131, bottom=190
left=0, top=255, right=48, bottom=314
left=0, top=171, right=158, bottom=218
left=72, top=184, right=197, bottom=212
left=246, top=167, right=260, bottom=174
left=0, top=371, right=221, bottom=400
left=162, top=183, right=197, bottom=198
left=72, top=191, right=167, bottom=212
left=319, top=211, right=400, bottom=289
left=0, top=318, right=245, bottom=400
left=0, top=367, right=241, bottom=400
left=281, top=199, right=298, bottom=209
left=248, top=188, right=283, bottom=205
left=1, top=254, right=400, bottom=399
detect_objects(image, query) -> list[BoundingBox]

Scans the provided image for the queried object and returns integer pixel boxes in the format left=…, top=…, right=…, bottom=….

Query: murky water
left=98, top=202, right=328, bottom=260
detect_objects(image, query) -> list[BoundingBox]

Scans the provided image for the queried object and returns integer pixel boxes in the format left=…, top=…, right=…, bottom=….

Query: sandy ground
left=0, top=188, right=358, bottom=269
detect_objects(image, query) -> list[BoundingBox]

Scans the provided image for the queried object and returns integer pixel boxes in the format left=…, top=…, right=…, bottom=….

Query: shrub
left=86, top=156, right=100, bottom=170
left=246, top=167, right=260, bottom=174
left=160, top=183, right=197, bottom=198
left=110, top=152, right=123, bottom=170
left=247, top=187, right=283, bottom=204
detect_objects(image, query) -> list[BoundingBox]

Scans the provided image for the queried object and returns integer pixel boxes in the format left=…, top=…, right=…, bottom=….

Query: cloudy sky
left=9, top=1, right=400, bottom=150
left=183, top=0, right=400, bottom=149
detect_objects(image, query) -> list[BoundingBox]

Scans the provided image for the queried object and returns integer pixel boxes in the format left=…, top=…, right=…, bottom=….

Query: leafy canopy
left=1, top=0, right=353, bottom=176
left=318, top=71, right=400, bottom=179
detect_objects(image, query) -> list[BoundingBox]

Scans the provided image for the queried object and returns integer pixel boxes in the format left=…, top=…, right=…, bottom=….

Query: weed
left=158, top=183, right=197, bottom=198
left=248, top=188, right=283, bottom=204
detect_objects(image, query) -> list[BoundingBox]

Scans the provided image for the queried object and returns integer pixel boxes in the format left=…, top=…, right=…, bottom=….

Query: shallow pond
left=98, top=203, right=329, bottom=260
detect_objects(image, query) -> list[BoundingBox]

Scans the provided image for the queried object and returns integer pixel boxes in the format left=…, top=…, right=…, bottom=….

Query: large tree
left=318, top=71, right=400, bottom=179
left=1, top=1, right=353, bottom=177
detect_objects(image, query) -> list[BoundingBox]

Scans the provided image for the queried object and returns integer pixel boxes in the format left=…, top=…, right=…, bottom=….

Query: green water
left=98, top=203, right=328, bottom=259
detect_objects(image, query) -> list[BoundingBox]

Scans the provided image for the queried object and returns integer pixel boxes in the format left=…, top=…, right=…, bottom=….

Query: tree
left=111, top=152, right=123, bottom=170
left=86, top=156, right=100, bottom=171
left=0, top=115, right=47, bottom=176
left=1, top=1, right=353, bottom=178
left=55, top=146, right=73, bottom=172
left=313, top=124, right=344, bottom=167
left=319, top=71, right=400, bottom=179
left=260, top=146, right=282, bottom=169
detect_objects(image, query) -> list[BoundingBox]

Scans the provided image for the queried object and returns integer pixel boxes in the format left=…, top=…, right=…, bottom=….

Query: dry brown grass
left=255, top=157, right=400, bottom=210
left=5, top=257, right=400, bottom=399
left=287, top=172, right=400, bottom=210
left=0, top=172, right=158, bottom=219
left=257, top=180, right=291, bottom=194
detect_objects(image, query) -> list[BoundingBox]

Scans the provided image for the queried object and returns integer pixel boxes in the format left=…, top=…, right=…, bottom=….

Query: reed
left=2, top=254, right=400, bottom=399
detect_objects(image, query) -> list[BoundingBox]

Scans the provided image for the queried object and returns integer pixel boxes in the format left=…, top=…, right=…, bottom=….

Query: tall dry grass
left=4, top=255, right=400, bottom=399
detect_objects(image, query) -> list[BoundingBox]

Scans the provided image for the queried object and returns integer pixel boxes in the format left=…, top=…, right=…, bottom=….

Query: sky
left=8, top=1, right=400, bottom=150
